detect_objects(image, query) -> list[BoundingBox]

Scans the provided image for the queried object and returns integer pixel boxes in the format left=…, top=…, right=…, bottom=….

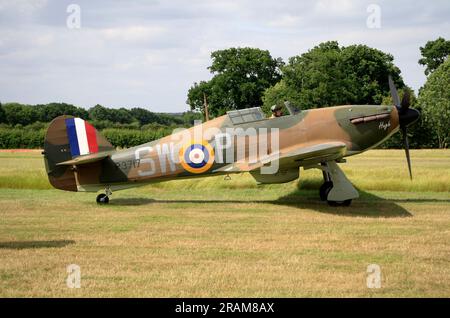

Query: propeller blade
left=402, top=127, right=413, bottom=180
left=401, top=89, right=411, bottom=112
left=388, top=75, right=400, bottom=107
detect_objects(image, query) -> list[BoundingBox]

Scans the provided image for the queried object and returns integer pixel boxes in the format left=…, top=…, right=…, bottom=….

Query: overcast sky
left=1, top=0, right=449, bottom=112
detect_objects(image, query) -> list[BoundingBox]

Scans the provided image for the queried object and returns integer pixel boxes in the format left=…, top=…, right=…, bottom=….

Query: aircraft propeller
left=388, top=76, right=420, bottom=179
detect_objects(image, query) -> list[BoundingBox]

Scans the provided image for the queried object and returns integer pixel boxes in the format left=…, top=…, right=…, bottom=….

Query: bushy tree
left=187, top=47, right=283, bottom=117
left=88, top=104, right=134, bottom=124
left=264, top=41, right=403, bottom=110
left=180, top=111, right=203, bottom=126
left=418, top=57, right=450, bottom=148
left=35, top=103, right=89, bottom=122
left=262, top=80, right=300, bottom=114
left=419, top=37, right=450, bottom=76
left=2, top=103, right=39, bottom=126
left=129, top=107, right=160, bottom=126
left=154, top=113, right=184, bottom=126
left=0, top=102, right=6, bottom=123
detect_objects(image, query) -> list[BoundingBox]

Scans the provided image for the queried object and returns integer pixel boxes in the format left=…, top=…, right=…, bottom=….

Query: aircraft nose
left=398, top=108, right=420, bottom=128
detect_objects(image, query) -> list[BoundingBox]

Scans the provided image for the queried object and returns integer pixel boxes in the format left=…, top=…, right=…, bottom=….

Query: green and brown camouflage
left=44, top=104, right=399, bottom=191
left=43, top=76, right=420, bottom=205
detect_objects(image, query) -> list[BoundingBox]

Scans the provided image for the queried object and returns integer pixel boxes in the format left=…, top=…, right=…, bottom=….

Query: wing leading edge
left=278, top=141, right=347, bottom=166
left=214, top=141, right=347, bottom=173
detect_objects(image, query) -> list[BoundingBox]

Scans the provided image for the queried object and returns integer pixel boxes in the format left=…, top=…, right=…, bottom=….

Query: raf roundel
left=179, top=140, right=215, bottom=174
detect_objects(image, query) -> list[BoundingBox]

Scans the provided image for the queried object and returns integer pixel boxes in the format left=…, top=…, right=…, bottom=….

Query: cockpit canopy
left=227, top=107, right=265, bottom=125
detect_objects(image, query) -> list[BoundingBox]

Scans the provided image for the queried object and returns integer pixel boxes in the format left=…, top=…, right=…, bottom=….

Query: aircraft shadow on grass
left=271, top=189, right=412, bottom=218
left=0, top=240, right=75, bottom=250
left=109, top=183, right=413, bottom=218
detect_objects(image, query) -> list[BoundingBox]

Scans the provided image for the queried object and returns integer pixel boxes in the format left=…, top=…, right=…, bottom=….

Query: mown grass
left=0, top=151, right=49, bottom=190
left=0, top=149, right=449, bottom=297
left=0, top=150, right=449, bottom=192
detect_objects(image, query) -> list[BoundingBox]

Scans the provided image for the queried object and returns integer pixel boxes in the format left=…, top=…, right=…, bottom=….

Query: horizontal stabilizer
left=56, top=151, right=112, bottom=166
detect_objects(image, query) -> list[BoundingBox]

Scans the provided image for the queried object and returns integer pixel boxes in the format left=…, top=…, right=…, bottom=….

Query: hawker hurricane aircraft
left=43, top=77, right=419, bottom=206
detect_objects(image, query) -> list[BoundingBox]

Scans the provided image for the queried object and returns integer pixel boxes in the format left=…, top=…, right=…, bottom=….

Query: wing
left=213, top=141, right=347, bottom=173
left=56, top=151, right=113, bottom=166
left=276, top=141, right=347, bottom=167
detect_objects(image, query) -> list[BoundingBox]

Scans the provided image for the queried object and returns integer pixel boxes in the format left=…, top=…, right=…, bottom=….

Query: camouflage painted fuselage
left=44, top=104, right=399, bottom=192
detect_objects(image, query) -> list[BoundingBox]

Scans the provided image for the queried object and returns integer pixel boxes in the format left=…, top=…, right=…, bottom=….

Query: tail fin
left=43, top=116, right=114, bottom=191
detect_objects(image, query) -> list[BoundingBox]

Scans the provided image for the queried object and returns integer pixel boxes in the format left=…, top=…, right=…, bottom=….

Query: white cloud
left=33, top=33, right=54, bottom=46
left=314, top=0, right=358, bottom=15
left=0, top=0, right=47, bottom=14
left=268, top=15, right=301, bottom=28
left=100, top=25, right=166, bottom=42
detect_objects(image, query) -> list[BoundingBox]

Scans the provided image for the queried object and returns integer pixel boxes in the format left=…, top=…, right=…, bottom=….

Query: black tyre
left=96, top=193, right=109, bottom=204
left=319, top=181, right=333, bottom=201
left=327, top=199, right=352, bottom=207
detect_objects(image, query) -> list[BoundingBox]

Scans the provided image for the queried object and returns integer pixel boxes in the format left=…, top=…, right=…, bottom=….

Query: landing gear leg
left=318, top=161, right=359, bottom=206
left=319, top=163, right=333, bottom=201
left=96, top=187, right=112, bottom=204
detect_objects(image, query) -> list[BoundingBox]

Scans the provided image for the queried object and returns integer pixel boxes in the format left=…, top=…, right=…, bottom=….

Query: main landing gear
left=317, top=161, right=358, bottom=207
left=319, top=181, right=333, bottom=201
left=96, top=187, right=112, bottom=204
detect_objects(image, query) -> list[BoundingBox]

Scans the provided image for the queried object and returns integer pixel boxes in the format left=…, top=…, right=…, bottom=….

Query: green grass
left=0, top=151, right=50, bottom=190
left=0, top=149, right=449, bottom=297
left=1, top=149, right=449, bottom=192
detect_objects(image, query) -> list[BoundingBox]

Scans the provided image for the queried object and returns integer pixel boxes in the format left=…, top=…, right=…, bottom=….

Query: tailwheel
left=327, top=199, right=352, bottom=207
left=319, top=181, right=333, bottom=201
left=96, top=193, right=109, bottom=204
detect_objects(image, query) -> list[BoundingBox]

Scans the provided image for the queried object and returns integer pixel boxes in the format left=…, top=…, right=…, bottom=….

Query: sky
left=0, top=0, right=449, bottom=112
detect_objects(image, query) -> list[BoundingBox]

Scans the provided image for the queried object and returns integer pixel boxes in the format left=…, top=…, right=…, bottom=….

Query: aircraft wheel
left=319, top=181, right=333, bottom=201
left=327, top=199, right=352, bottom=207
left=96, top=193, right=109, bottom=204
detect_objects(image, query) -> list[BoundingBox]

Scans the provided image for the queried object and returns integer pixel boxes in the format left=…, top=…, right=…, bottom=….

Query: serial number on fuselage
left=115, top=159, right=141, bottom=170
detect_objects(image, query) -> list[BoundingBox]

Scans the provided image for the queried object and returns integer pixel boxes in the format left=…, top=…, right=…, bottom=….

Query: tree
left=129, top=107, right=159, bottom=126
left=113, top=108, right=134, bottom=124
left=186, top=81, right=213, bottom=116
left=88, top=104, right=134, bottom=124
left=35, top=103, right=89, bottom=122
left=419, top=37, right=450, bottom=76
left=89, top=104, right=111, bottom=122
left=340, top=44, right=402, bottom=104
left=418, top=57, right=450, bottom=148
left=180, top=111, right=203, bottom=126
left=187, top=47, right=283, bottom=117
left=264, top=41, right=404, bottom=111
left=2, top=103, right=39, bottom=126
left=0, top=102, right=5, bottom=123
left=262, top=80, right=300, bottom=114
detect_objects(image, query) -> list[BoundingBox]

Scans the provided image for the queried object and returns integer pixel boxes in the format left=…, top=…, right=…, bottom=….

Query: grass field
left=0, top=149, right=449, bottom=297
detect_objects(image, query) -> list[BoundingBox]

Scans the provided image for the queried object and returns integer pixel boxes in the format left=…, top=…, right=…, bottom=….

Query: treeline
left=0, top=102, right=201, bottom=127
left=0, top=102, right=202, bottom=148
